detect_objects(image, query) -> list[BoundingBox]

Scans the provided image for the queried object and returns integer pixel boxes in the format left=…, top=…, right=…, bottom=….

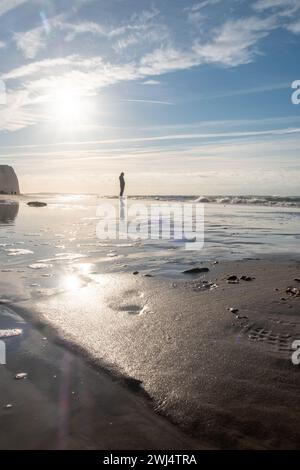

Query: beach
left=0, top=302, right=195, bottom=450
left=0, top=195, right=299, bottom=449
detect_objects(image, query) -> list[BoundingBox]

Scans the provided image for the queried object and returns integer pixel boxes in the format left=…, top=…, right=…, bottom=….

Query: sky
left=0, top=0, right=300, bottom=195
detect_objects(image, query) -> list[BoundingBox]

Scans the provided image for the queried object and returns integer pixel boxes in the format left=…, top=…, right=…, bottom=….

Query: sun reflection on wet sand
left=63, top=275, right=83, bottom=292
left=74, top=263, right=94, bottom=276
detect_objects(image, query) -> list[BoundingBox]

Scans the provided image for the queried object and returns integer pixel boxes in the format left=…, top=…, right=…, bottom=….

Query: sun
left=47, top=81, right=92, bottom=129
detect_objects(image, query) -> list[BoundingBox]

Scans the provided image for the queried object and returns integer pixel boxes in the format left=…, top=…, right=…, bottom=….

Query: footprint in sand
left=235, top=321, right=295, bottom=356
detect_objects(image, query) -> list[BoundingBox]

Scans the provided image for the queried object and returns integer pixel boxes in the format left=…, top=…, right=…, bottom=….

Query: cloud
left=0, top=88, right=45, bottom=132
left=13, top=7, right=169, bottom=59
left=140, top=47, right=197, bottom=75
left=253, top=0, right=300, bottom=17
left=185, top=0, right=222, bottom=23
left=13, top=15, right=105, bottom=59
left=140, top=15, right=277, bottom=74
left=287, top=20, right=300, bottom=33
left=122, top=99, right=173, bottom=105
left=14, top=15, right=65, bottom=59
left=0, top=40, right=5, bottom=48
left=1, top=55, right=81, bottom=80
left=193, top=16, right=277, bottom=66
left=252, top=1, right=300, bottom=36
left=0, top=0, right=26, bottom=17
left=111, top=7, right=170, bottom=52
left=4, top=126, right=299, bottom=147
left=142, top=80, right=160, bottom=85
left=61, top=21, right=106, bottom=42
left=14, top=27, right=48, bottom=59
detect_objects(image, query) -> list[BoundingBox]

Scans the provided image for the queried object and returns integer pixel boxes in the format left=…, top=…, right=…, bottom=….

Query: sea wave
left=193, top=195, right=300, bottom=207
left=21, top=193, right=300, bottom=208
left=130, top=195, right=300, bottom=208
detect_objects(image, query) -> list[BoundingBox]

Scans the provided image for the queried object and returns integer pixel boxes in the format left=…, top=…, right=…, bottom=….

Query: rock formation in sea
left=0, top=165, right=20, bottom=194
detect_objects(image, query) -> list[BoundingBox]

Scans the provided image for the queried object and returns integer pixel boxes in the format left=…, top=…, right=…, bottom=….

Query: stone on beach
left=27, top=202, right=47, bottom=207
left=240, top=275, right=255, bottom=281
left=15, top=373, right=28, bottom=380
left=286, top=287, right=300, bottom=297
left=227, top=275, right=239, bottom=284
left=183, top=267, right=210, bottom=274
left=229, top=307, right=239, bottom=314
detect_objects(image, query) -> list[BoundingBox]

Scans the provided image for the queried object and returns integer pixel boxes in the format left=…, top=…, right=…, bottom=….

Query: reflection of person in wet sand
left=119, top=172, right=125, bottom=197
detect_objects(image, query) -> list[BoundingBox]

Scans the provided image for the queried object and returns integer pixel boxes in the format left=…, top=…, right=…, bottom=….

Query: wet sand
left=0, top=304, right=196, bottom=450
left=4, top=258, right=300, bottom=449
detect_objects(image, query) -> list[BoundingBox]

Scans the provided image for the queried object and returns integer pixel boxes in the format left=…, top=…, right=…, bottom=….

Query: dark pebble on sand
left=286, top=287, right=300, bottom=297
left=227, top=275, right=238, bottom=281
left=229, top=307, right=239, bottom=314
left=27, top=201, right=47, bottom=207
left=133, top=271, right=139, bottom=275
left=240, top=275, right=255, bottom=281
left=183, top=267, right=210, bottom=274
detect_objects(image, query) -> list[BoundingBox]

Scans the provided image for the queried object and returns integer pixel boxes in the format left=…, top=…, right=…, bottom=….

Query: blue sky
left=0, top=0, right=300, bottom=195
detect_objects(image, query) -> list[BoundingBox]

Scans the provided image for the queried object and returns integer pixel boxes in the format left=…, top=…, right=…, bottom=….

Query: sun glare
left=63, top=274, right=82, bottom=292
left=47, top=82, right=93, bottom=129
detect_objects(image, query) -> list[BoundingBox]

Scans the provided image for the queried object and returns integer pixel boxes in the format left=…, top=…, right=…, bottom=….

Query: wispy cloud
left=14, top=15, right=65, bottom=59
left=186, top=82, right=290, bottom=102
left=185, top=0, right=222, bottom=23
left=1, top=55, right=81, bottom=80
left=0, top=0, right=27, bottom=17
left=140, top=15, right=277, bottom=74
left=13, top=7, right=169, bottom=59
left=193, top=16, right=277, bottom=66
left=142, top=79, right=160, bottom=85
left=62, top=21, right=106, bottom=41
left=287, top=19, right=300, bottom=33
left=2, top=126, right=299, bottom=148
left=122, top=99, right=173, bottom=105
left=112, top=7, right=170, bottom=52
left=253, top=0, right=300, bottom=16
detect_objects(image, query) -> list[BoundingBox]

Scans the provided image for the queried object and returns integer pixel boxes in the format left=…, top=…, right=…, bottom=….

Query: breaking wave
left=193, top=195, right=300, bottom=207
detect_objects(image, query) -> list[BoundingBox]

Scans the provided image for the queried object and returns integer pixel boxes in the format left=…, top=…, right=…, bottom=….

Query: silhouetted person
left=119, top=172, right=125, bottom=197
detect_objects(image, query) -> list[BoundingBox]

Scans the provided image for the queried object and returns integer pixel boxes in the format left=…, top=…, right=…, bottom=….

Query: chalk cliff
left=0, top=165, right=20, bottom=194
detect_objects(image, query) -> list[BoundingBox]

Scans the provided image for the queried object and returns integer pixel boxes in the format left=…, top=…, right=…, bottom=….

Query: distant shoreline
left=1, top=193, right=300, bottom=208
